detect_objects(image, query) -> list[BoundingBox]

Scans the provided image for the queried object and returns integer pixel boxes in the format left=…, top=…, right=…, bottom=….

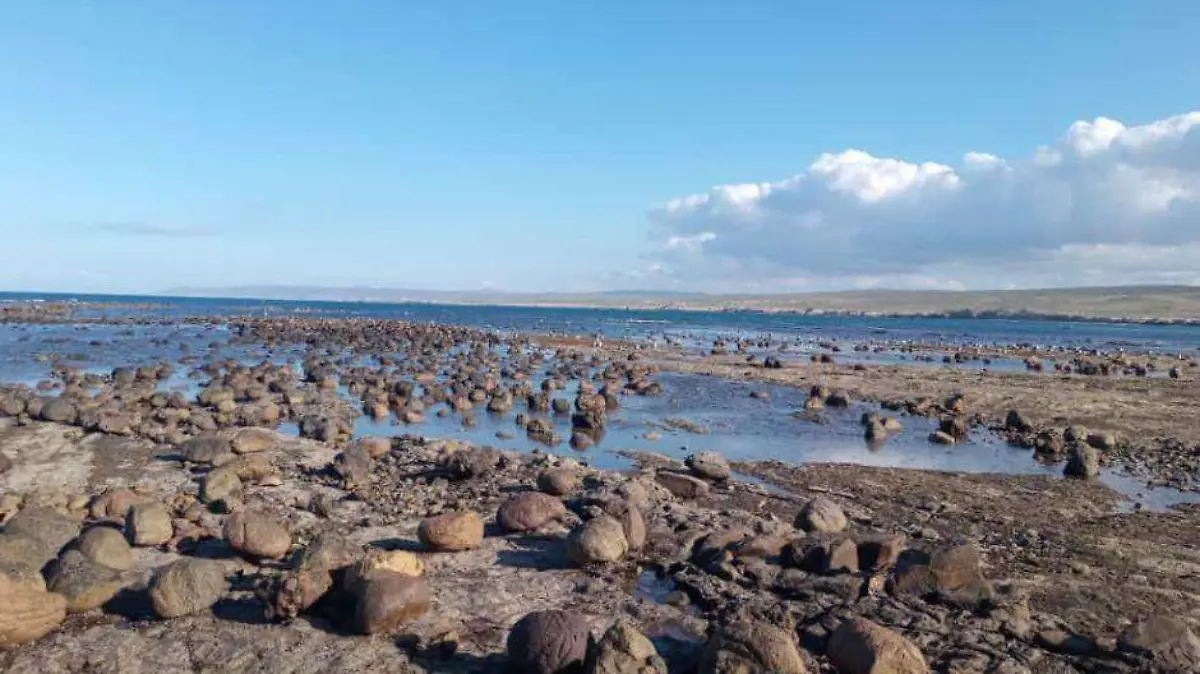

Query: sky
left=1, top=1, right=1199, bottom=295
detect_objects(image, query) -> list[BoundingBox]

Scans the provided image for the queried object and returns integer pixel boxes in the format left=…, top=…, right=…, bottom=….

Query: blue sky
left=2, top=1, right=1199, bottom=293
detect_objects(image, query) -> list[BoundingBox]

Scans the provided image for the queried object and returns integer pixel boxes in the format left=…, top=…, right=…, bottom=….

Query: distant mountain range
left=161, top=284, right=1200, bottom=322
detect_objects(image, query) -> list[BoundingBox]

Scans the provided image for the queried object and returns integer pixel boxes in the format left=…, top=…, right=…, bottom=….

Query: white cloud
left=647, top=111, right=1200, bottom=290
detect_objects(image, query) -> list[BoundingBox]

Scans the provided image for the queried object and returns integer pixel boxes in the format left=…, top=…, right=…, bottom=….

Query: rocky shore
left=0, top=315, right=1196, bottom=672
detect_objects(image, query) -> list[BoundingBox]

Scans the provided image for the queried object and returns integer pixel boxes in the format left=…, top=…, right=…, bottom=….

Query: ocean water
left=2, top=292, right=1197, bottom=510
left=4, top=291, right=1200, bottom=354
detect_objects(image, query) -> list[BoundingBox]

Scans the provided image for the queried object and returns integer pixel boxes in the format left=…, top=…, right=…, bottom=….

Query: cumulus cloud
left=648, top=111, right=1200, bottom=289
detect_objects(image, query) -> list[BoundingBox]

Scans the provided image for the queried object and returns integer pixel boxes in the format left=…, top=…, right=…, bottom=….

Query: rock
left=343, top=549, right=426, bottom=590
left=148, top=558, right=228, bottom=619
left=930, top=543, right=987, bottom=594
left=89, top=488, right=145, bottom=520
left=538, top=468, right=581, bottom=496
left=0, top=534, right=53, bottom=591
left=566, top=516, right=628, bottom=566
left=1036, top=629, right=1095, bottom=656
left=333, top=443, right=374, bottom=487
left=699, top=620, right=806, bottom=674
left=180, top=435, right=234, bottom=466
left=231, top=428, right=277, bottom=454
left=75, top=526, right=135, bottom=570
left=1117, top=616, right=1200, bottom=670
left=507, top=610, right=593, bottom=674
left=47, top=549, right=126, bottom=613
left=585, top=619, right=666, bottom=674
left=828, top=618, right=928, bottom=674
left=354, top=571, right=431, bottom=635
left=223, top=509, right=292, bottom=560
left=227, top=453, right=275, bottom=483
left=4, top=506, right=80, bottom=558
left=857, top=534, right=907, bottom=572
left=418, top=511, right=485, bottom=552
left=496, top=492, right=567, bottom=532
left=0, top=574, right=68, bottom=647
left=605, top=502, right=646, bottom=551
left=655, top=471, right=710, bottom=499
left=0, top=453, right=12, bottom=474
left=795, top=497, right=848, bottom=533
left=444, top=447, right=503, bottom=480
left=358, top=436, right=393, bottom=459
left=1064, top=443, right=1100, bottom=478
left=1005, top=410, right=1033, bottom=433
left=39, top=398, right=78, bottom=424
left=201, top=466, right=244, bottom=505
left=126, top=501, right=174, bottom=547
left=928, top=431, right=956, bottom=446
left=269, top=533, right=359, bottom=621
left=1086, top=431, right=1118, bottom=450
left=686, top=451, right=731, bottom=481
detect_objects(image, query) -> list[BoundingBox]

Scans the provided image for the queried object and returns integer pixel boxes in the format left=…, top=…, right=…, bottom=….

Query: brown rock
left=223, top=510, right=292, bottom=560
left=655, top=471, right=710, bottom=499
left=507, top=610, right=593, bottom=674
left=180, top=435, right=234, bottom=466
left=47, top=549, right=126, bottom=613
left=537, top=468, right=581, bottom=496
left=231, top=428, right=277, bottom=454
left=566, top=516, right=628, bottom=566
left=354, top=571, right=431, bottom=635
left=497, top=492, right=567, bottom=532
left=201, top=466, right=244, bottom=505
left=585, top=618, right=666, bottom=674
left=0, top=574, right=67, bottom=646
left=1117, top=616, right=1200, bottom=670
left=795, top=497, right=848, bottom=533
left=418, top=511, right=485, bottom=552
left=75, top=526, right=135, bottom=570
left=828, top=618, right=928, bottom=674
left=699, top=620, right=805, bottom=674
left=126, top=501, right=174, bottom=547
left=149, top=558, right=228, bottom=619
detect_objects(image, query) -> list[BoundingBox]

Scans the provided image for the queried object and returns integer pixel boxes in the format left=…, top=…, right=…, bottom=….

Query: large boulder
left=201, top=466, right=244, bottom=505
left=566, top=516, right=628, bottom=566
left=699, top=620, right=806, bottom=674
left=418, top=511, right=485, bottom=552
left=4, top=506, right=80, bottom=558
left=47, top=549, right=126, bottom=613
left=828, top=618, right=928, bottom=674
left=1064, top=443, right=1100, bottom=478
left=149, top=558, right=228, bottom=619
left=0, top=574, right=67, bottom=647
left=1117, top=616, right=1200, bottom=671
left=223, top=510, right=292, bottom=561
left=585, top=619, right=666, bottom=674
left=686, top=452, right=731, bottom=481
left=126, top=501, right=174, bottom=547
left=507, top=610, right=594, bottom=674
left=497, top=492, right=567, bottom=533
left=354, top=571, right=431, bottom=635
left=74, top=526, right=135, bottom=570
left=180, top=435, right=234, bottom=466
left=538, top=468, right=581, bottom=496
left=655, top=471, right=710, bottom=500
left=795, top=497, right=848, bottom=533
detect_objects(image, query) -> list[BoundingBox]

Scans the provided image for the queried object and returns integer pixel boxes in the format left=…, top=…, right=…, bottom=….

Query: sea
left=2, top=291, right=1198, bottom=510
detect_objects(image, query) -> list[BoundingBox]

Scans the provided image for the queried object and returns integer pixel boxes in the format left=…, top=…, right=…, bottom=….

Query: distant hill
left=161, top=285, right=1200, bottom=322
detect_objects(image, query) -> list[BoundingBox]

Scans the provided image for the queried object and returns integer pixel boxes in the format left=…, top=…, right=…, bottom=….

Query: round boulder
left=126, top=501, right=174, bottom=547
left=537, top=468, right=581, bottom=496
left=794, top=497, right=848, bottom=533
left=418, top=511, right=485, bottom=552
left=223, top=510, right=292, bottom=561
left=497, top=492, right=567, bottom=533
left=566, top=516, right=629, bottom=566
left=75, top=526, right=135, bottom=570
left=686, top=452, right=731, bottom=481
left=507, top=609, right=593, bottom=674
left=700, top=621, right=806, bottom=674
left=149, top=558, right=228, bottom=619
